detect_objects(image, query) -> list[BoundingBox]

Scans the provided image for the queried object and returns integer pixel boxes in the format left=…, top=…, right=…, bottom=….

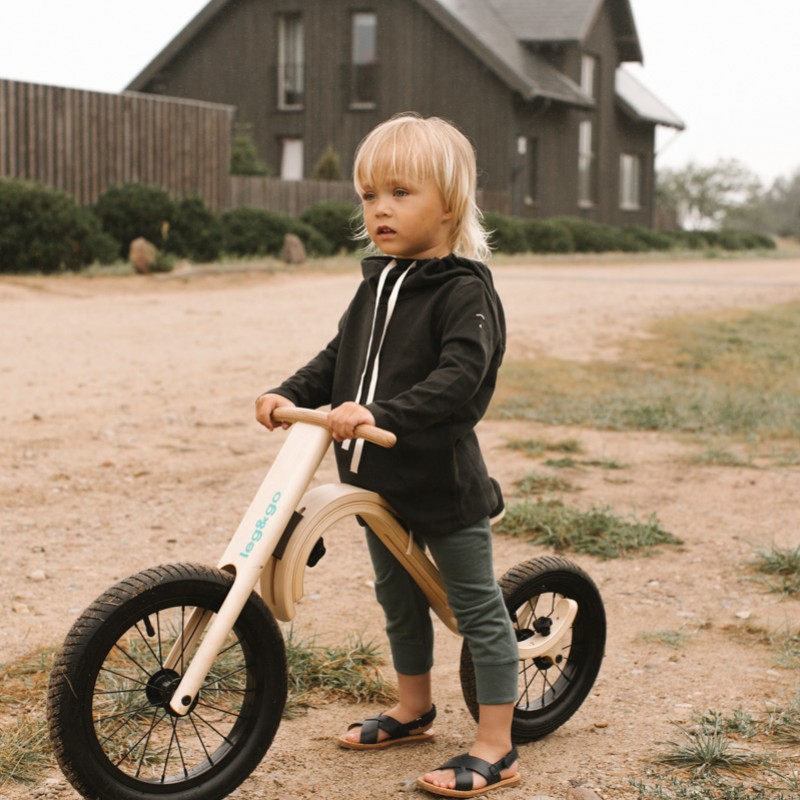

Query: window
left=525, top=137, right=539, bottom=206
left=578, top=120, right=594, bottom=206
left=580, top=54, right=597, bottom=99
left=280, top=137, right=304, bottom=180
left=278, top=15, right=304, bottom=108
left=351, top=12, right=377, bottom=107
left=620, top=153, right=641, bottom=209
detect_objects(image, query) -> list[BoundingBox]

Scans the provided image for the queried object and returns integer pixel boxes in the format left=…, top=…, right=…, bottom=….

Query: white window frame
left=619, top=153, right=641, bottom=210
left=578, top=120, right=594, bottom=207
left=278, top=15, right=304, bottom=109
left=580, top=54, right=597, bottom=99
left=350, top=11, right=377, bottom=108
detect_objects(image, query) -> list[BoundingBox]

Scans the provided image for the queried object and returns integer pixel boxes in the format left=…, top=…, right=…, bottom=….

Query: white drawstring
left=343, top=260, right=416, bottom=473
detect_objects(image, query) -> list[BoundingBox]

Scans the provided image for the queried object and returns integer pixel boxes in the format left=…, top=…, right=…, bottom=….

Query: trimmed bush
left=522, top=220, right=575, bottom=254
left=550, top=216, right=631, bottom=253
left=311, top=145, right=344, bottom=181
left=300, top=200, right=360, bottom=253
left=220, top=206, right=333, bottom=258
left=483, top=212, right=528, bottom=253
left=620, top=225, right=674, bottom=252
left=0, top=179, right=119, bottom=273
left=94, top=183, right=176, bottom=258
left=166, top=195, right=222, bottom=263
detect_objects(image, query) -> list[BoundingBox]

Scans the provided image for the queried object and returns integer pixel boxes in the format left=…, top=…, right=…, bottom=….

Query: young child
left=256, top=113, right=521, bottom=797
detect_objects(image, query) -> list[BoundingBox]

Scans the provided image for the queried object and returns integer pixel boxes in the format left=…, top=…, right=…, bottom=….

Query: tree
left=230, top=122, right=271, bottom=176
left=312, top=144, right=344, bottom=181
left=761, top=168, right=800, bottom=238
left=656, top=159, right=762, bottom=230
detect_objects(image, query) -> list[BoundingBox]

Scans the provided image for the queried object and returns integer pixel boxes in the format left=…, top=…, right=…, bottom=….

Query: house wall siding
left=135, top=0, right=659, bottom=225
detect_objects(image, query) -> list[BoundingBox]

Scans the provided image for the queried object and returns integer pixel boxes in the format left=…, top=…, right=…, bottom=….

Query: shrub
left=0, top=179, right=119, bottom=273
left=522, top=220, right=574, bottom=254
left=621, top=225, right=674, bottom=252
left=230, top=122, right=270, bottom=176
left=94, top=183, right=176, bottom=258
left=300, top=200, right=360, bottom=252
left=311, top=145, right=344, bottom=181
left=482, top=212, right=528, bottom=253
left=166, top=195, right=222, bottom=263
left=220, top=206, right=333, bottom=257
left=551, top=216, right=630, bottom=252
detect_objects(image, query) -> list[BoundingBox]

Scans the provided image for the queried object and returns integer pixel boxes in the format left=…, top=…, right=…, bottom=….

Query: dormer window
left=278, top=14, right=304, bottom=109
left=580, top=54, right=597, bottom=99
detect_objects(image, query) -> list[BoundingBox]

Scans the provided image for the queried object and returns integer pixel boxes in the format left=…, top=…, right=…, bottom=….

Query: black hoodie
left=270, top=253, right=506, bottom=535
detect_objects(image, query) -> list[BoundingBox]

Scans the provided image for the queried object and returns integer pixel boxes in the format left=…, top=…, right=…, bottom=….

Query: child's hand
left=327, top=402, right=376, bottom=442
left=255, top=393, right=296, bottom=431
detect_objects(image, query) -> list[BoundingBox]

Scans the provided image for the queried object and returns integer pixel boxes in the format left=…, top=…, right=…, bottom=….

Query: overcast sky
left=0, top=0, right=798, bottom=185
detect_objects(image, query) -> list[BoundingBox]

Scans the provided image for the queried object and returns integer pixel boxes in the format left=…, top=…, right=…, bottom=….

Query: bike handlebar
left=272, top=407, right=397, bottom=449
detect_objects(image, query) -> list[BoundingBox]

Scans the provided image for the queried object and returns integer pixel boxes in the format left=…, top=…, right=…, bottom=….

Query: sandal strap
left=437, top=747, right=519, bottom=791
left=347, top=705, right=437, bottom=745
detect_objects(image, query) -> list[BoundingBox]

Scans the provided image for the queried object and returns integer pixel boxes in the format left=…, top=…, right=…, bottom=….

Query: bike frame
left=167, top=409, right=576, bottom=716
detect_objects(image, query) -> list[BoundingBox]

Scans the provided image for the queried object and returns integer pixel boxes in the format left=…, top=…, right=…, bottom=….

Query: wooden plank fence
left=229, top=175, right=358, bottom=216
left=0, top=79, right=235, bottom=211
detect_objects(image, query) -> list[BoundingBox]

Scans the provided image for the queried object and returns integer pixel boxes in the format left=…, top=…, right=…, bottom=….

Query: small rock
left=568, top=788, right=604, bottom=800
left=280, top=233, right=306, bottom=264
left=736, top=610, right=751, bottom=619
left=593, top=721, right=609, bottom=728
left=28, top=569, right=48, bottom=582
left=12, top=603, right=31, bottom=613
left=129, top=237, right=157, bottom=274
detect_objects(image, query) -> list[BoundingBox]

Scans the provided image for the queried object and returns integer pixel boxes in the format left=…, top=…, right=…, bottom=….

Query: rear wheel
left=47, top=563, right=287, bottom=800
left=460, top=556, right=605, bottom=742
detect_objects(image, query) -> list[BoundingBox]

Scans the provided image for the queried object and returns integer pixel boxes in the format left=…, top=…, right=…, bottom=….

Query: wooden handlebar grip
left=272, top=407, right=397, bottom=448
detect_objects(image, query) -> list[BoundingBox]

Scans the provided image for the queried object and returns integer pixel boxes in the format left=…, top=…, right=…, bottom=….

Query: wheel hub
left=146, top=669, right=199, bottom=715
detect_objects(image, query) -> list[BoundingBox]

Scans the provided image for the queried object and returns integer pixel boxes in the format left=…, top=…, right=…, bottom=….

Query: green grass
left=0, top=650, right=52, bottom=787
left=496, top=498, right=681, bottom=559
left=749, top=543, right=800, bottom=596
left=493, top=301, right=800, bottom=444
left=639, top=626, right=696, bottom=650
left=516, top=470, right=575, bottom=495
left=283, top=630, right=395, bottom=717
left=506, top=436, right=583, bottom=458
left=683, top=446, right=756, bottom=468
left=0, top=633, right=394, bottom=787
left=653, top=723, right=769, bottom=776
left=543, top=455, right=628, bottom=470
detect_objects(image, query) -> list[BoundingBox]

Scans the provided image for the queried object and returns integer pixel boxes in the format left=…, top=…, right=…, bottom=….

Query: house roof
left=127, top=0, right=653, bottom=112
left=415, top=0, right=593, bottom=106
left=616, top=68, right=685, bottom=129
left=485, top=0, right=643, bottom=62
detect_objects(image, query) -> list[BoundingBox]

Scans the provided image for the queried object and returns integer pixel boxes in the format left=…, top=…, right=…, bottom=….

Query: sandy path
left=2, top=256, right=799, bottom=799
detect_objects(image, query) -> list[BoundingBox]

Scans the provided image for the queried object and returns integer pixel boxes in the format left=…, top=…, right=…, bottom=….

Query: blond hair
left=353, top=113, right=491, bottom=261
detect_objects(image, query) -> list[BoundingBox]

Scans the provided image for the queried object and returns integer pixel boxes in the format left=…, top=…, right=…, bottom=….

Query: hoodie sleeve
left=365, top=278, right=502, bottom=435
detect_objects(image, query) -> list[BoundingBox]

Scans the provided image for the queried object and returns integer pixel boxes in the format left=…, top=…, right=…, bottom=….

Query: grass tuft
left=283, top=630, right=396, bottom=718
left=749, top=543, right=800, bottom=596
left=516, top=470, right=575, bottom=495
left=654, top=723, right=768, bottom=776
left=506, top=437, right=583, bottom=458
left=496, top=498, right=681, bottom=559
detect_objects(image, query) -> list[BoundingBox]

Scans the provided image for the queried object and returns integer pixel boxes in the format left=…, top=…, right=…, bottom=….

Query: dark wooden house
left=127, top=0, right=683, bottom=226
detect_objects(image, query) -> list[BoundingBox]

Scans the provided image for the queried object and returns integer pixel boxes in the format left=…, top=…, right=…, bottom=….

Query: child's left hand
left=327, top=402, right=376, bottom=442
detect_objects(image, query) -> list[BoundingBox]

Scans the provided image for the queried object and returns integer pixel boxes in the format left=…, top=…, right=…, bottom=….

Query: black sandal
left=337, top=705, right=436, bottom=750
left=416, top=746, right=521, bottom=797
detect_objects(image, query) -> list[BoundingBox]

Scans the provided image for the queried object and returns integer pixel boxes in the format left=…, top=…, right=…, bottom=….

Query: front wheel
left=47, top=563, right=287, bottom=800
left=460, top=556, right=606, bottom=742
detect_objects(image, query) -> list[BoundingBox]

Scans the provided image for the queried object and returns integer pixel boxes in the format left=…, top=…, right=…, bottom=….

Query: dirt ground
left=2, top=255, right=800, bottom=800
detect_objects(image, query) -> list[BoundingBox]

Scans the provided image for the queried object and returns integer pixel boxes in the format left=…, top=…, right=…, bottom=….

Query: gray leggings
left=365, top=517, right=518, bottom=705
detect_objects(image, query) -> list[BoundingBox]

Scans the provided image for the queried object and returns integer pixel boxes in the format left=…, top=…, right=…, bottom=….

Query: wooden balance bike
left=47, top=408, right=606, bottom=800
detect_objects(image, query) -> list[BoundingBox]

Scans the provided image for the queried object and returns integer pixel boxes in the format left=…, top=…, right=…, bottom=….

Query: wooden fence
left=228, top=175, right=358, bottom=215
left=0, top=79, right=235, bottom=211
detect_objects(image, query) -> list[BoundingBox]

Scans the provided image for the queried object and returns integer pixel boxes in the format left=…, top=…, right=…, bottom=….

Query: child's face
left=360, top=177, right=454, bottom=260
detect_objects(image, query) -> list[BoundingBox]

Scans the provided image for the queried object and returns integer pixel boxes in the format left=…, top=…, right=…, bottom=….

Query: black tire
left=47, top=563, right=287, bottom=800
left=460, top=556, right=605, bottom=742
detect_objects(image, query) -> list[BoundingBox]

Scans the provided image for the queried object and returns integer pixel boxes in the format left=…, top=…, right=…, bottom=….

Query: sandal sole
left=336, top=732, right=435, bottom=750
left=415, top=774, right=521, bottom=797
